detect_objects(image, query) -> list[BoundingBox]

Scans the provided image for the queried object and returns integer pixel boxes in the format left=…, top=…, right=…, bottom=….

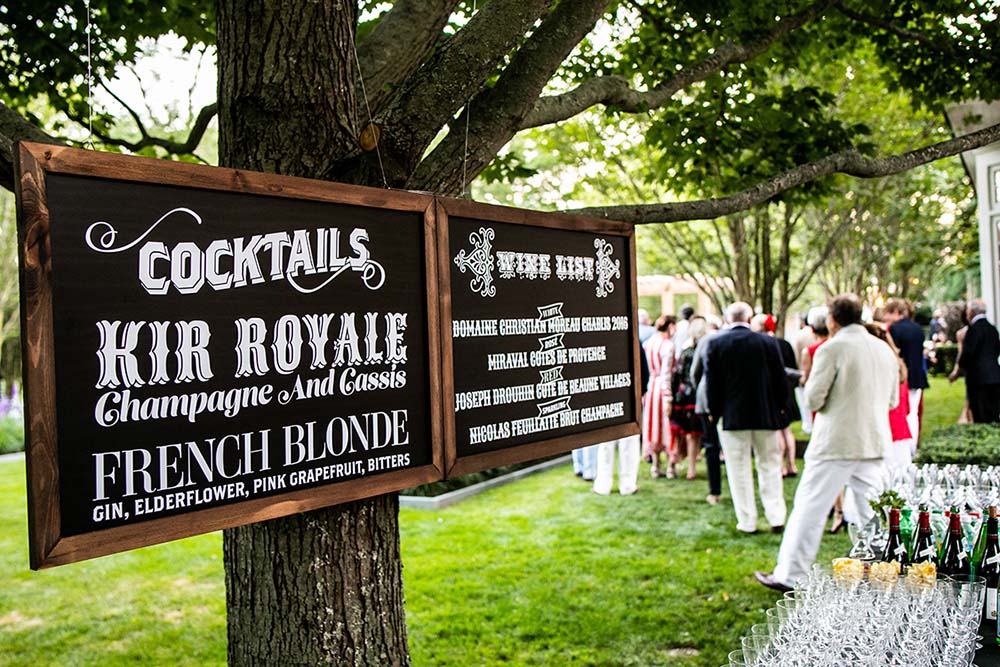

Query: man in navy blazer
left=885, top=298, right=928, bottom=449
left=704, top=302, right=788, bottom=534
left=956, top=300, right=1000, bottom=423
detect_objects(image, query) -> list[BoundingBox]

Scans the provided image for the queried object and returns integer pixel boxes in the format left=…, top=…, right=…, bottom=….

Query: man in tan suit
left=756, top=294, right=899, bottom=591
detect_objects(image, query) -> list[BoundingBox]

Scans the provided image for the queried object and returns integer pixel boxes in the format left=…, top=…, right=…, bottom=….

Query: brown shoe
left=771, top=525, right=785, bottom=534
left=755, top=571, right=792, bottom=593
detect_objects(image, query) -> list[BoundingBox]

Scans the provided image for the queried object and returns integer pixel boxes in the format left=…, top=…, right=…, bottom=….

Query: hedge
left=928, top=343, right=957, bottom=376
left=0, top=417, right=23, bottom=455
left=914, top=423, right=1000, bottom=466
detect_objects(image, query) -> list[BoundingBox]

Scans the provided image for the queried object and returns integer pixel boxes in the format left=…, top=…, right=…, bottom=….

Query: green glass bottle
left=976, top=507, right=1000, bottom=644
left=973, top=509, right=991, bottom=575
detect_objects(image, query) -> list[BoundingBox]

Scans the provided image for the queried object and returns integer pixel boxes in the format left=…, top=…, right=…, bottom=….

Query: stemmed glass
left=731, top=570, right=986, bottom=667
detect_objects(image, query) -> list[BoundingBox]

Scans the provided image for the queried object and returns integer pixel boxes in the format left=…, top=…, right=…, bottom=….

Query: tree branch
left=835, top=3, right=1000, bottom=64
left=12, top=19, right=217, bottom=160
left=71, top=100, right=219, bottom=156
left=652, top=223, right=733, bottom=302
left=787, top=212, right=855, bottom=305
left=408, top=0, right=611, bottom=194
left=521, top=0, right=836, bottom=129
left=377, top=0, right=555, bottom=182
left=570, top=122, right=1000, bottom=223
left=708, top=216, right=737, bottom=286
left=0, top=103, right=64, bottom=191
left=648, top=226, right=731, bottom=306
left=98, top=80, right=152, bottom=140
left=356, top=0, right=462, bottom=113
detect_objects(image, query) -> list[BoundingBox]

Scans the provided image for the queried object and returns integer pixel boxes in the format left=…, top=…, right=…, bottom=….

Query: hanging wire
left=350, top=38, right=389, bottom=189
left=460, top=0, right=478, bottom=198
left=84, top=0, right=95, bottom=148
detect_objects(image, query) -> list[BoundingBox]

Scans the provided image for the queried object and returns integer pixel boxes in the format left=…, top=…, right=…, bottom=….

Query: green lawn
left=0, top=377, right=962, bottom=666
left=921, top=374, right=967, bottom=435
left=0, top=458, right=848, bottom=666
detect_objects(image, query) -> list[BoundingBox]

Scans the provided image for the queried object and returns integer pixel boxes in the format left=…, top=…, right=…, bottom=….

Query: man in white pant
left=592, top=435, right=641, bottom=495
left=593, top=339, right=648, bottom=495
left=705, top=302, right=790, bottom=534
left=756, top=294, right=899, bottom=592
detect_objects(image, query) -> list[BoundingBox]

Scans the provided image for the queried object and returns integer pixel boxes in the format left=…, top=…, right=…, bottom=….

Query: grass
left=0, top=455, right=849, bottom=666
left=401, top=462, right=850, bottom=667
left=920, top=375, right=967, bottom=435
left=0, top=376, right=961, bottom=666
left=0, top=464, right=227, bottom=665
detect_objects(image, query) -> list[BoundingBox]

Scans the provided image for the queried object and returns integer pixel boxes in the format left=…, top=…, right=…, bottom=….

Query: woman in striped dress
left=643, top=315, right=677, bottom=478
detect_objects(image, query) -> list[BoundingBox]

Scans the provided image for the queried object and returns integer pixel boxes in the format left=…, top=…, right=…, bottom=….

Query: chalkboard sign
left=437, top=199, right=640, bottom=477
left=16, top=144, right=443, bottom=568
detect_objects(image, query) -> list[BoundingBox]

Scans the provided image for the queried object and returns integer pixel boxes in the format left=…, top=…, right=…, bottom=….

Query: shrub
left=914, top=423, right=1000, bottom=466
left=928, top=343, right=958, bottom=376
left=0, top=416, right=24, bottom=454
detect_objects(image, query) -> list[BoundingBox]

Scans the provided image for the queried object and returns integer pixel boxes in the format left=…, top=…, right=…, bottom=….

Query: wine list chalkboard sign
left=437, top=198, right=641, bottom=477
left=15, top=144, right=443, bottom=568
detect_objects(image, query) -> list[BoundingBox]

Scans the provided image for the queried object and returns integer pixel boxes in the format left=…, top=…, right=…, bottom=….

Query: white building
left=637, top=274, right=722, bottom=319
left=948, top=101, right=1000, bottom=322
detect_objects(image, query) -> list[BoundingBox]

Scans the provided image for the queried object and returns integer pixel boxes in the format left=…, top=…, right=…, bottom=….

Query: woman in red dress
left=643, top=315, right=677, bottom=478
left=867, top=323, right=912, bottom=473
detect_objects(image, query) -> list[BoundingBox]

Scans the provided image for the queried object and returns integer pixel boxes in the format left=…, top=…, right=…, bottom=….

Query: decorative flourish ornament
left=593, top=238, right=620, bottom=298
left=454, top=227, right=497, bottom=297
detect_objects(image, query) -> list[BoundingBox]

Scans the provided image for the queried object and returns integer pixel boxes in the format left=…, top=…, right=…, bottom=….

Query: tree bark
left=355, top=0, right=462, bottom=113
left=224, top=495, right=408, bottom=666
left=408, top=0, right=610, bottom=194
left=216, top=2, right=409, bottom=665
left=775, top=207, right=797, bottom=334
left=375, top=0, right=554, bottom=184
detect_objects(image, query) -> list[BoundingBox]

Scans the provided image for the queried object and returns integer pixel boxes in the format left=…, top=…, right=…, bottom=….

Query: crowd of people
left=571, top=293, right=1000, bottom=591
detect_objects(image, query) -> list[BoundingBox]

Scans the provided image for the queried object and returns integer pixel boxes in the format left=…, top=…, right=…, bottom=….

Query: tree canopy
left=1, top=1, right=998, bottom=220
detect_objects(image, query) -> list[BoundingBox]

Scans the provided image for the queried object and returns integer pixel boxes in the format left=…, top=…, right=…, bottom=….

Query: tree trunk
left=775, top=206, right=795, bottom=335
left=729, top=214, right=752, bottom=302
left=224, top=495, right=409, bottom=666
left=216, top=2, right=409, bottom=665
left=760, top=211, right=773, bottom=314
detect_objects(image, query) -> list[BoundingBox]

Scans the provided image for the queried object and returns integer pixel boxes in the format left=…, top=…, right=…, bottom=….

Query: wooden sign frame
left=15, top=143, right=445, bottom=569
left=435, top=197, right=641, bottom=478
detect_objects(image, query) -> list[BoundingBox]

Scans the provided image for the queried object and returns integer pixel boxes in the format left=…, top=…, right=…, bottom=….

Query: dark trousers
left=968, top=382, right=1000, bottom=423
left=700, top=414, right=722, bottom=496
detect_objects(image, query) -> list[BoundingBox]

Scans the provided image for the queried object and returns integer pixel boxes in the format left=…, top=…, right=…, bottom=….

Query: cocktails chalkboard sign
left=16, top=144, right=443, bottom=568
left=437, top=198, right=641, bottom=477
left=16, top=144, right=638, bottom=568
